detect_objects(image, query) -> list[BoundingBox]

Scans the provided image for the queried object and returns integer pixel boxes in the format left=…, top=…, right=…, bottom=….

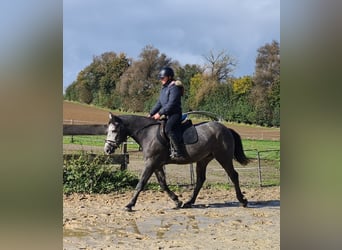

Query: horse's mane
left=118, top=115, right=159, bottom=129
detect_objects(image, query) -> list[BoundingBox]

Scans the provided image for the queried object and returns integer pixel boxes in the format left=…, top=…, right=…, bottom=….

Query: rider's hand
left=152, top=113, right=161, bottom=120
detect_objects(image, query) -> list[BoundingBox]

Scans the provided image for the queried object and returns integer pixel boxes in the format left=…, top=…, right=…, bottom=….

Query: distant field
left=63, top=101, right=280, bottom=141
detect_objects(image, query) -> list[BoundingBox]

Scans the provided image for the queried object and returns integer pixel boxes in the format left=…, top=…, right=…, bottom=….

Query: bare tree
left=203, top=49, right=237, bottom=82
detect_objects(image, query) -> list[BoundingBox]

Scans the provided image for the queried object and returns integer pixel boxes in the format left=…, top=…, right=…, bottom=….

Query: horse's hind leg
left=183, top=157, right=211, bottom=208
left=216, top=156, right=248, bottom=207
left=154, top=167, right=183, bottom=209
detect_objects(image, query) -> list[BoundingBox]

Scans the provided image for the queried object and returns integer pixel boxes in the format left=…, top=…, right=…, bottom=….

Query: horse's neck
left=120, top=115, right=159, bottom=144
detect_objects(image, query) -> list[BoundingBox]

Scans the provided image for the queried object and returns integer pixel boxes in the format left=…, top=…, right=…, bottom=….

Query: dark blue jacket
left=150, top=81, right=182, bottom=116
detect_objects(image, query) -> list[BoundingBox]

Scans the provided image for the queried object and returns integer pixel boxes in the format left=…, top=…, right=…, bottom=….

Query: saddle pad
left=181, top=120, right=198, bottom=144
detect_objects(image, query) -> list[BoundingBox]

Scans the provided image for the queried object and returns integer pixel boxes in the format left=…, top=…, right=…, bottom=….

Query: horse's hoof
left=242, top=199, right=248, bottom=208
left=182, top=202, right=193, bottom=209
left=174, top=200, right=183, bottom=209
left=124, top=206, right=133, bottom=212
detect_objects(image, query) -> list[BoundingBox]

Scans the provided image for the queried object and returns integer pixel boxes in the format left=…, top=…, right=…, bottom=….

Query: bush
left=63, top=155, right=139, bottom=194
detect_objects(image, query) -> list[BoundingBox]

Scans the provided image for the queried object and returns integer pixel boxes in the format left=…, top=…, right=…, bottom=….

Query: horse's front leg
left=154, top=166, right=183, bottom=209
left=125, top=163, right=154, bottom=212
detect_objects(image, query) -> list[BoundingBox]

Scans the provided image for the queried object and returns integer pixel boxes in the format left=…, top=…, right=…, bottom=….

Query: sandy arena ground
left=63, top=186, right=280, bottom=250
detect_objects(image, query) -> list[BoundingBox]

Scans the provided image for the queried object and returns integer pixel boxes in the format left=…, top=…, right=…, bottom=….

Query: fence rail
left=63, top=124, right=107, bottom=135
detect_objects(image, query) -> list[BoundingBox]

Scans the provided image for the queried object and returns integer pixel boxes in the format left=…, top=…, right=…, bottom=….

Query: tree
left=268, top=78, right=280, bottom=126
left=91, top=52, right=130, bottom=107
left=63, top=52, right=130, bottom=109
left=199, top=83, right=232, bottom=118
left=117, top=45, right=175, bottom=112
left=203, top=49, right=237, bottom=82
left=175, top=64, right=202, bottom=111
left=188, top=73, right=219, bottom=111
left=251, top=40, right=280, bottom=126
left=232, top=76, right=253, bottom=95
left=254, top=40, right=280, bottom=87
left=64, top=81, right=78, bottom=101
left=188, top=73, right=204, bottom=110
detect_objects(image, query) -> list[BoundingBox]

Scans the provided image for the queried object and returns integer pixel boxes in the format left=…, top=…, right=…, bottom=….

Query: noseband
left=104, top=139, right=120, bottom=150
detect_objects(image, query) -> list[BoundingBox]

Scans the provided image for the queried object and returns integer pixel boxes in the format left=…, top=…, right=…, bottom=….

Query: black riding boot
left=168, top=132, right=187, bottom=160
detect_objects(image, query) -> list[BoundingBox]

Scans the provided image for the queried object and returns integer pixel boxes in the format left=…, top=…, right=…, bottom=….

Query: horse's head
left=104, top=113, right=127, bottom=155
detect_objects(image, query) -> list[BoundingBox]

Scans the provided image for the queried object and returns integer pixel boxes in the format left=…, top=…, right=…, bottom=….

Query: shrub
left=63, top=155, right=139, bottom=194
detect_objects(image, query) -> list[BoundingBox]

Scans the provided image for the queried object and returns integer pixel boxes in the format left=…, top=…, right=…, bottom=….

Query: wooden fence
left=63, top=124, right=129, bottom=170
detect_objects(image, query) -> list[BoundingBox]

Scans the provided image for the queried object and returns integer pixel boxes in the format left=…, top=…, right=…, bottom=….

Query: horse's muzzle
left=104, top=140, right=117, bottom=155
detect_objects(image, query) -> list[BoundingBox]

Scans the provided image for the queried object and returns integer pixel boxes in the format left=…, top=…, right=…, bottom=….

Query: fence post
left=120, top=141, right=128, bottom=171
left=257, top=151, right=262, bottom=187
left=189, top=163, right=194, bottom=186
left=71, top=120, right=74, bottom=143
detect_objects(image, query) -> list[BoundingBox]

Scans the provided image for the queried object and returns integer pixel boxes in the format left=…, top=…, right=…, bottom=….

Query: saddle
left=157, top=115, right=198, bottom=146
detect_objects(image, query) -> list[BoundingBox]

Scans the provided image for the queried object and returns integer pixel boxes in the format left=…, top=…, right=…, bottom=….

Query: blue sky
left=63, top=0, right=279, bottom=91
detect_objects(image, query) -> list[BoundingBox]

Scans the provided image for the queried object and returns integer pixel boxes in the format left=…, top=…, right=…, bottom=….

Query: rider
left=149, top=67, right=186, bottom=160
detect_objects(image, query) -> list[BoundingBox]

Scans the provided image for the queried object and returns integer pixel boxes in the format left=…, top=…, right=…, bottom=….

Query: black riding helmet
left=158, top=67, right=174, bottom=79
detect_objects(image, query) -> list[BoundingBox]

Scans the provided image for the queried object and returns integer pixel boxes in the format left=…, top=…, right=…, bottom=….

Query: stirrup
left=170, top=150, right=186, bottom=159
left=169, top=147, right=175, bottom=157
left=170, top=155, right=186, bottom=160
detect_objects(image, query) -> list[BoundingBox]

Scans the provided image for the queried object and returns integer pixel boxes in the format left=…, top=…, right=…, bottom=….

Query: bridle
left=104, top=121, right=127, bottom=151
left=104, top=139, right=120, bottom=150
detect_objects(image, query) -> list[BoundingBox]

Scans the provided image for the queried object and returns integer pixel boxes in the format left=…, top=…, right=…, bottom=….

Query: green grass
left=63, top=136, right=141, bottom=150
left=242, top=139, right=280, bottom=161
left=243, top=139, right=280, bottom=151
left=64, top=136, right=279, bottom=153
left=63, top=135, right=104, bottom=146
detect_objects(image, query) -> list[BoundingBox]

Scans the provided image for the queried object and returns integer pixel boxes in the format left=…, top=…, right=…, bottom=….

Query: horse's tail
left=230, top=128, right=250, bottom=165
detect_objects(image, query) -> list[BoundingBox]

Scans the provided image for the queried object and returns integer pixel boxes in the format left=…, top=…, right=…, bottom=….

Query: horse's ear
left=109, top=112, right=122, bottom=124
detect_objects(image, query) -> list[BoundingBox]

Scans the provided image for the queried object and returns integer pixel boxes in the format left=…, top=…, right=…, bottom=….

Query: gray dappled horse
left=104, top=112, right=249, bottom=211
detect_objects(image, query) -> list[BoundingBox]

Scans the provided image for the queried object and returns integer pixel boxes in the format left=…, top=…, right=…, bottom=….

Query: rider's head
left=158, top=67, right=174, bottom=84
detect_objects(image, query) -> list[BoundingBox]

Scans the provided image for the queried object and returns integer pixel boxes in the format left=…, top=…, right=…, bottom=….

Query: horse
left=104, top=112, right=249, bottom=211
